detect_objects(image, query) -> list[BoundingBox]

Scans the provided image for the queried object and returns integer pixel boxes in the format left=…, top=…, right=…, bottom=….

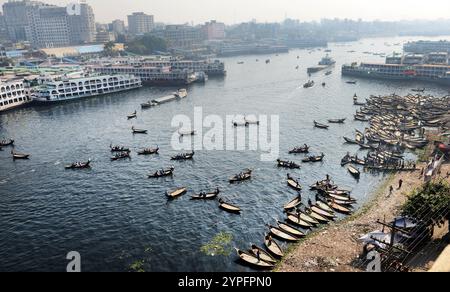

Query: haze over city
left=1, top=0, right=450, bottom=24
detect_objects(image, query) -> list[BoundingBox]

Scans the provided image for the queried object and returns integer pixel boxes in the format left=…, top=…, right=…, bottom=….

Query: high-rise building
left=163, top=25, right=204, bottom=48
left=68, top=2, right=96, bottom=44
left=0, top=12, right=9, bottom=42
left=127, top=12, right=154, bottom=35
left=2, top=0, right=96, bottom=48
left=110, top=19, right=126, bottom=36
left=202, top=20, right=225, bottom=40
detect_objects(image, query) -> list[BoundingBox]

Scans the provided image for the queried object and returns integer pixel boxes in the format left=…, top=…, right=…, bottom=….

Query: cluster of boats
left=236, top=174, right=357, bottom=269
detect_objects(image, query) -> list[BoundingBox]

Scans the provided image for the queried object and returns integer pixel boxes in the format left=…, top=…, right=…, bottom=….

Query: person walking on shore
left=398, top=179, right=403, bottom=190
left=388, top=186, right=394, bottom=197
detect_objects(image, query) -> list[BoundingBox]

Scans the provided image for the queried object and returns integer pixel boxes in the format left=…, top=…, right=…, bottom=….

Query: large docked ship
left=342, top=53, right=450, bottom=86
left=32, top=72, right=142, bottom=104
left=90, top=57, right=226, bottom=77
left=307, top=55, right=336, bottom=74
left=0, top=79, right=31, bottom=113
left=91, top=65, right=197, bottom=86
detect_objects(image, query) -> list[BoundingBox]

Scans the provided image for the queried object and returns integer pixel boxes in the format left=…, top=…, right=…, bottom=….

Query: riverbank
left=277, top=163, right=450, bottom=272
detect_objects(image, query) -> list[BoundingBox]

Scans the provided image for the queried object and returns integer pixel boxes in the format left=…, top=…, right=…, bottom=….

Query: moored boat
left=277, top=221, right=305, bottom=237
left=132, top=126, right=148, bottom=134
left=284, top=196, right=302, bottom=210
left=277, top=159, right=300, bottom=169
left=287, top=174, right=302, bottom=191
left=235, top=249, right=274, bottom=269
left=11, top=150, right=30, bottom=160
left=137, top=147, right=159, bottom=155
left=249, top=245, right=277, bottom=264
left=171, top=151, right=195, bottom=161
left=0, top=139, right=14, bottom=147
left=348, top=165, right=361, bottom=179
left=264, top=235, right=284, bottom=258
left=229, top=169, right=252, bottom=183
left=314, top=121, right=329, bottom=129
left=268, top=225, right=299, bottom=242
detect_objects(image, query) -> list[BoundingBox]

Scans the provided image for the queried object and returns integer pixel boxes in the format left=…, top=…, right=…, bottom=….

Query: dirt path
left=277, top=163, right=450, bottom=272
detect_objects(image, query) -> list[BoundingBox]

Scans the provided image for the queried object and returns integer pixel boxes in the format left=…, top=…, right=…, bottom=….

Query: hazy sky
left=1, top=0, right=450, bottom=24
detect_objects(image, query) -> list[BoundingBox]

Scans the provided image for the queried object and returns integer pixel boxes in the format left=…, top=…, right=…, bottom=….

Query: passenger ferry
left=32, top=73, right=142, bottom=104
left=0, top=80, right=31, bottom=113
left=307, top=55, right=336, bottom=74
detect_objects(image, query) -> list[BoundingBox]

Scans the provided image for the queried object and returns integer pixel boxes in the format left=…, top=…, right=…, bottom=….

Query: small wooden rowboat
left=132, top=126, right=147, bottom=134
left=219, top=199, right=241, bottom=213
left=277, top=159, right=300, bottom=169
left=110, top=144, right=131, bottom=153
left=329, top=200, right=353, bottom=214
left=249, top=245, right=277, bottom=264
left=314, top=121, right=329, bottom=129
left=305, top=208, right=331, bottom=223
left=264, top=235, right=284, bottom=258
left=302, top=153, right=325, bottom=163
left=111, top=152, right=131, bottom=161
left=127, top=111, right=137, bottom=119
left=137, top=147, right=159, bottom=155
left=65, top=160, right=91, bottom=170
left=148, top=167, right=175, bottom=178
left=166, top=187, right=187, bottom=199
left=277, top=221, right=305, bottom=237
left=171, top=151, right=195, bottom=161
left=289, top=145, right=309, bottom=154
left=311, top=205, right=336, bottom=219
left=295, top=210, right=320, bottom=225
left=286, top=213, right=313, bottom=228
left=178, top=130, right=196, bottom=136
left=315, top=200, right=335, bottom=214
left=328, top=118, right=346, bottom=124
left=284, top=196, right=302, bottom=210
left=229, top=169, right=252, bottom=183
left=11, top=150, right=30, bottom=160
left=287, top=174, right=302, bottom=191
left=348, top=165, right=361, bottom=179
left=235, top=248, right=274, bottom=269
left=191, top=188, right=220, bottom=200
left=0, top=139, right=14, bottom=147
left=268, top=225, right=299, bottom=242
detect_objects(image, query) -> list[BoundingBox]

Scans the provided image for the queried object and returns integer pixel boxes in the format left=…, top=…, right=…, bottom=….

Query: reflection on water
left=0, top=36, right=449, bottom=272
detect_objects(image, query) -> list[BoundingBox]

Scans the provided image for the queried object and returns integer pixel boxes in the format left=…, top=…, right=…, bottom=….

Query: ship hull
left=341, top=69, right=450, bottom=85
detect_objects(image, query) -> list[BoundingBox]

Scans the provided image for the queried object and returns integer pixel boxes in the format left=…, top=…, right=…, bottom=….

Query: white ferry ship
left=32, top=73, right=142, bottom=104
left=0, top=80, right=31, bottom=113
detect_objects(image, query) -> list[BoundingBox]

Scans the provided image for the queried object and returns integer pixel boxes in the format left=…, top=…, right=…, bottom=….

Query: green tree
left=126, top=34, right=167, bottom=55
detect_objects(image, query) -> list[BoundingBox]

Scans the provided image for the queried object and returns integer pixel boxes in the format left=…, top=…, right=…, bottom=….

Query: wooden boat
left=325, top=71, right=332, bottom=76
left=191, top=188, right=220, bottom=200
left=346, top=81, right=357, bottom=84
left=295, top=210, right=320, bottom=225
left=411, top=88, right=425, bottom=93
left=11, top=150, right=30, bottom=160
left=354, top=100, right=366, bottom=106
left=354, top=115, right=369, bottom=122
left=137, top=147, right=159, bottom=155
left=311, top=205, right=335, bottom=219
left=287, top=174, right=302, bottom=191
left=111, top=152, right=131, bottom=161
left=0, top=139, right=14, bottom=147
left=178, top=130, right=196, bottom=136
left=289, top=145, right=309, bottom=154
left=277, top=159, right=300, bottom=169
left=127, top=111, right=137, bottom=119
left=305, top=208, right=331, bottom=223
left=343, top=137, right=359, bottom=144
left=314, top=121, right=329, bottom=129
left=132, top=126, right=147, bottom=134
left=166, top=187, right=187, bottom=199
left=315, top=200, right=335, bottom=214
left=219, top=199, right=241, bottom=214
left=235, top=249, right=274, bottom=269
left=244, top=117, right=260, bottom=125
left=171, top=151, right=195, bottom=161
left=329, top=200, right=352, bottom=214
left=249, top=245, right=277, bottom=264
left=269, top=225, right=299, bottom=242
left=302, top=153, right=325, bottom=163
left=148, top=167, right=175, bottom=178
left=264, top=235, right=284, bottom=258
left=348, top=165, right=361, bottom=179
left=322, top=82, right=326, bottom=87
left=327, top=192, right=357, bottom=203
left=277, top=221, right=305, bottom=237
left=284, top=196, right=302, bottom=210
left=328, top=118, right=346, bottom=124
left=65, top=160, right=91, bottom=170
left=229, top=169, right=252, bottom=183
left=110, top=144, right=130, bottom=153
left=286, top=213, right=313, bottom=228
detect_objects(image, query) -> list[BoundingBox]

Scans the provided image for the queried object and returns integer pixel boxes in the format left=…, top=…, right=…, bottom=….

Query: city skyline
left=1, top=0, right=450, bottom=24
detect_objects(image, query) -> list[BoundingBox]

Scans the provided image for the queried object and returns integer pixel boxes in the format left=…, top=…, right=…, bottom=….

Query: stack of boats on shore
left=236, top=174, right=357, bottom=269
